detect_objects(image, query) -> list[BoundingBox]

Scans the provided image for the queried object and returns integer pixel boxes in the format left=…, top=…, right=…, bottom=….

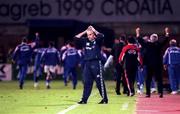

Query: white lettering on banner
left=0, top=0, right=179, bottom=23
left=101, top=0, right=173, bottom=15
left=0, top=64, right=12, bottom=81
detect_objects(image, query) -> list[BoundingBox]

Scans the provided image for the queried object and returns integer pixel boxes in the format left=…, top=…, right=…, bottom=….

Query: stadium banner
left=0, top=0, right=180, bottom=23
left=0, top=64, right=12, bottom=81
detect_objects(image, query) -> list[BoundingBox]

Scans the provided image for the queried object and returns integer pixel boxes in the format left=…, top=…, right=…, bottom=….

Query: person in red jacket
left=119, top=36, right=143, bottom=96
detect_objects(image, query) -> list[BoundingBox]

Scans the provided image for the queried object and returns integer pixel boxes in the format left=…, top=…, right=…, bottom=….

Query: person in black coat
left=136, top=27, right=170, bottom=98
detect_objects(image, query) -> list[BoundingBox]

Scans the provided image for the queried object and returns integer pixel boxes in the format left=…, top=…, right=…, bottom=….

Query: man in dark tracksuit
left=136, top=27, right=170, bottom=98
left=75, top=26, right=108, bottom=104
left=111, top=37, right=126, bottom=95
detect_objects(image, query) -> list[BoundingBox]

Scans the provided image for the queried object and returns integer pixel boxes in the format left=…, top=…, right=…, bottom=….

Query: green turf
left=0, top=81, right=136, bottom=114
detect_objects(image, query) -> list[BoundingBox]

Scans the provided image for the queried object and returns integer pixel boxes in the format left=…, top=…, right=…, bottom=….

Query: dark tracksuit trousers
left=114, top=63, right=127, bottom=93
left=81, top=60, right=108, bottom=102
left=114, top=63, right=122, bottom=93
left=124, top=67, right=137, bottom=95
left=146, top=65, right=163, bottom=96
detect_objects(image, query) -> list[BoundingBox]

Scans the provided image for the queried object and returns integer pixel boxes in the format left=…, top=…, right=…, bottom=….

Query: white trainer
left=137, top=89, right=141, bottom=94
left=34, top=83, right=39, bottom=88
left=151, top=88, right=157, bottom=93
left=171, top=91, right=178, bottom=95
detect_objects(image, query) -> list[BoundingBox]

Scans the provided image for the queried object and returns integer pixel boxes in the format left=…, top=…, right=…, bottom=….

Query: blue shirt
left=62, top=47, right=80, bottom=68
left=13, top=43, right=33, bottom=65
left=41, top=47, right=61, bottom=66
left=34, top=48, right=46, bottom=65
left=163, top=46, right=180, bottom=65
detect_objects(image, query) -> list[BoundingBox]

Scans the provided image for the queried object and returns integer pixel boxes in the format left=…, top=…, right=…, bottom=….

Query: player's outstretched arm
left=30, top=32, right=40, bottom=48
left=136, top=27, right=141, bottom=38
left=165, top=27, right=170, bottom=37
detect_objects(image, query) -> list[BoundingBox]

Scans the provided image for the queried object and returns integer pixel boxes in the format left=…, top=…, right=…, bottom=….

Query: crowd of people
left=12, top=26, right=180, bottom=104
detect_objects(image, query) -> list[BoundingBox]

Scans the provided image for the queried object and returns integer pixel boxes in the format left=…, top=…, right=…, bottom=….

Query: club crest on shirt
left=86, top=42, right=90, bottom=46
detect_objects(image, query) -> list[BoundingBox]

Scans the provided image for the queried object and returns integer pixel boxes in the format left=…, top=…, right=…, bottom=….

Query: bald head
left=150, top=34, right=158, bottom=43
left=169, top=39, right=177, bottom=46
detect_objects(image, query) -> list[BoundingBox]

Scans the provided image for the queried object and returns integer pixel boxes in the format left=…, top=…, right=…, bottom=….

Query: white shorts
left=44, top=65, right=59, bottom=73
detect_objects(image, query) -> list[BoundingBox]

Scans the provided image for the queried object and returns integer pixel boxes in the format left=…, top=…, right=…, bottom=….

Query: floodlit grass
left=0, top=81, right=136, bottom=114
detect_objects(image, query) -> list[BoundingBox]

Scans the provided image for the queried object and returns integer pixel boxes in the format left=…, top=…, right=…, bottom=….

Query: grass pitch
left=0, top=81, right=136, bottom=114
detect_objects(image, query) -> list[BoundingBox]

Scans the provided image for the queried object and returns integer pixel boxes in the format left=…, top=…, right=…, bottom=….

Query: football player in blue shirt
left=62, top=41, right=81, bottom=89
left=40, top=41, right=61, bottom=89
left=12, top=35, right=39, bottom=89
left=33, top=47, right=46, bottom=88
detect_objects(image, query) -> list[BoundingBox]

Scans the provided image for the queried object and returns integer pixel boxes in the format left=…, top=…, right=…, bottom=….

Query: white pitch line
left=121, top=102, right=129, bottom=110
left=57, top=104, right=80, bottom=114
left=57, top=92, right=98, bottom=114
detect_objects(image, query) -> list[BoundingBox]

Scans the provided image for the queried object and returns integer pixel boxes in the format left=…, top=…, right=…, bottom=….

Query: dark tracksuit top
left=111, top=41, right=125, bottom=92
left=75, top=33, right=108, bottom=102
